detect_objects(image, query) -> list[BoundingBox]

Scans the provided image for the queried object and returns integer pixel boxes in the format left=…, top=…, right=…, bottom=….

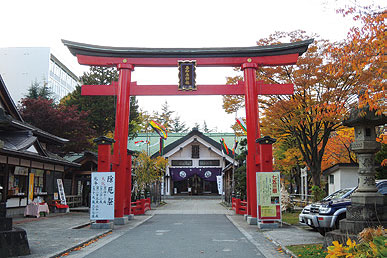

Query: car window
left=377, top=182, right=387, bottom=195
left=322, top=188, right=353, bottom=200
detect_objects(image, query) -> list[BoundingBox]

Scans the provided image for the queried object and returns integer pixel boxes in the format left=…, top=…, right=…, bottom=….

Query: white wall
left=168, top=140, right=223, bottom=167
left=166, top=137, right=224, bottom=195
left=340, top=168, right=358, bottom=189
left=328, top=167, right=358, bottom=195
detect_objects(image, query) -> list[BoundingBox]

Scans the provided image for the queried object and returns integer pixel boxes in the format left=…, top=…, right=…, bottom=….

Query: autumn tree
left=329, top=5, right=385, bottom=114
left=321, top=127, right=356, bottom=171
left=273, top=138, right=305, bottom=194
left=132, top=151, right=168, bottom=197
left=223, top=30, right=367, bottom=186
left=19, top=97, right=94, bottom=154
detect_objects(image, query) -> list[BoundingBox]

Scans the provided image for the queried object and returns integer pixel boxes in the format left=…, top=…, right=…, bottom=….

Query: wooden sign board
left=256, top=172, right=281, bottom=221
left=178, top=61, right=196, bottom=90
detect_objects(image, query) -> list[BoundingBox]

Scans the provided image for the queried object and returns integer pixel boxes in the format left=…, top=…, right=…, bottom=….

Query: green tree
left=202, top=121, right=213, bottom=133
left=152, top=101, right=174, bottom=131
left=170, top=115, right=188, bottom=133
left=234, top=138, right=247, bottom=199
left=25, top=80, right=53, bottom=100
left=375, top=144, right=387, bottom=179
left=61, top=66, right=141, bottom=139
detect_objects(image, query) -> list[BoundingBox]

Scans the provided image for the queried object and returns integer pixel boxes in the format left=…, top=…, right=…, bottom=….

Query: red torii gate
left=63, top=39, right=312, bottom=224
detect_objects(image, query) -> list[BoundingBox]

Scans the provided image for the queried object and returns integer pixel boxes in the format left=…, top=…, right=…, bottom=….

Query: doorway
left=188, top=175, right=203, bottom=195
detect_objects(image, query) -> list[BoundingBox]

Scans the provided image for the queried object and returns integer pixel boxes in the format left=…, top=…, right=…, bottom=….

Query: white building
left=323, top=163, right=359, bottom=195
left=128, top=129, right=238, bottom=196
left=0, top=47, right=79, bottom=103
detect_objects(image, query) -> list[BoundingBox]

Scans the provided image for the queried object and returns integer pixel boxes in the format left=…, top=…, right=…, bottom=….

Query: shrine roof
left=62, top=39, right=313, bottom=59
left=128, top=129, right=243, bottom=159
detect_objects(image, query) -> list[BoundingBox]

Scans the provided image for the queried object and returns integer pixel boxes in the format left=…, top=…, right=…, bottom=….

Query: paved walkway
left=14, top=212, right=113, bottom=258
left=153, top=198, right=234, bottom=214
left=10, top=197, right=324, bottom=258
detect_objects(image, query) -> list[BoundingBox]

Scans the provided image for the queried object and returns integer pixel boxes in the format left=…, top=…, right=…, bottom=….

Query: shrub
left=311, top=185, right=326, bottom=201
left=326, top=226, right=387, bottom=258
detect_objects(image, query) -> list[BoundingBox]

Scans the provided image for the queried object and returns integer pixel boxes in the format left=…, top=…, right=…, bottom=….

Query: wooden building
left=0, top=75, right=79, bottom=216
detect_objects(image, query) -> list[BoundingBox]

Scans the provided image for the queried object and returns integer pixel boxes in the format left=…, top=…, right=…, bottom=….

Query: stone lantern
left=325, top=105, right=387, bottom=245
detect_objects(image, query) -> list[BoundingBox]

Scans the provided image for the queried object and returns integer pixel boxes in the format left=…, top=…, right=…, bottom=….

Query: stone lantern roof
left=343, top=106, right=387, bottom=127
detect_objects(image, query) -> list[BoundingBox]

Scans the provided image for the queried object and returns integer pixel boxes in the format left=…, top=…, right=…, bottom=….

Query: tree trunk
left=310, top=166, right=321, bottom=187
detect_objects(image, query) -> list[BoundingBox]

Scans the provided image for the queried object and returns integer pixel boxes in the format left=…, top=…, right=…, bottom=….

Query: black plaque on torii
left=178, top=60, right=196, bottom=91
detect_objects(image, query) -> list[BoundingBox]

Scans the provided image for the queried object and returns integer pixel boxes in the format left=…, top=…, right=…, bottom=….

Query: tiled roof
left=128, top=129, right=245, bottom=158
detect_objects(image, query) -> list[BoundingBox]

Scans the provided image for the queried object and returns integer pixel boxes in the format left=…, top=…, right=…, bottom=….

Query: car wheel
left=335, top=214, right=346, bottom=229
left=318, top=228, right=326, bottom=236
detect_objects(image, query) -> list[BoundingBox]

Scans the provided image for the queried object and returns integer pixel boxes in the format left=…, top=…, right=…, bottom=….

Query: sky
left=0, top=0, right=382, bottom=132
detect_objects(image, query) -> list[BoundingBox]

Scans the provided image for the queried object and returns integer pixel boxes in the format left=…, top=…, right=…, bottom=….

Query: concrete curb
left=264, top=235, right=298, bottom=258
left=50, top=229, right=112, bottom=258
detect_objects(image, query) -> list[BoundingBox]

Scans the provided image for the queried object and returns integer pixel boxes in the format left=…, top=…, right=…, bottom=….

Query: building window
left=192, top=145, right=200, bottom=159
left=9, top=166, right=29, bottom=196
left=171, top=160, right=192, bottom=166
left=329, top=175, right=334, bottom=184
left=199, top=160, right=220, bottom=166
left=32, top=169, right=45, bottom=194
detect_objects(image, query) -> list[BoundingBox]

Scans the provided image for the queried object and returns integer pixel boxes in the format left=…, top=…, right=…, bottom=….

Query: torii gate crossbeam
left=63, top=39, right=312, bottom=225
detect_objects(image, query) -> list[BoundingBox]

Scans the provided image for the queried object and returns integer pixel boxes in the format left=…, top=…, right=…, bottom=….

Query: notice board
left=90, top=172, right=115, bottom=220
left=256, top=172, right=281, bottom=221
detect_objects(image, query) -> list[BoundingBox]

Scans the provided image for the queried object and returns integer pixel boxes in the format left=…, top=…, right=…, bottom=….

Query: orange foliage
left=257, top=30, right=358, bottom=186
left=322, top=127, right=356, bottom=171
left=327, top=7, right=385, bottom=114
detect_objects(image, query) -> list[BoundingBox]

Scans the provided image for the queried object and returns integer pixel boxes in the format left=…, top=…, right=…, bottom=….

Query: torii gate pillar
left=242, top=63, right=260, bottom=222
left=112, top=63, right=133, bottom=224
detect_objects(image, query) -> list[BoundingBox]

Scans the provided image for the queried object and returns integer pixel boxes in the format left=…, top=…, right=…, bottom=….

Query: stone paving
left=15, top=212, right=111, bottom=258
left=10, top=197, right=324, bottom=258
left=152, top=197, right=234, bottom=215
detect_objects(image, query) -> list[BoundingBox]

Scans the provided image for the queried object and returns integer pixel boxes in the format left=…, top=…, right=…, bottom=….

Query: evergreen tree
left=170, top=115, right=188, bottom=133
left=202, top=121, right=212, bottom=133
left=152, top=101, right=174, bottom=131
left=61, top=66, right=141, bottom=138
left=25, top=80, right=53, bottom=100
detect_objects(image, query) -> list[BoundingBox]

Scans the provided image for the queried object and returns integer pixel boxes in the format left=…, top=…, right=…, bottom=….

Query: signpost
left=56, top=179, right=67, bottom=205
left=216, top=175, right=223, bottom=195
left=90, top=172, right=115, bottom=220
left=256, top=172, right=281, bottom=227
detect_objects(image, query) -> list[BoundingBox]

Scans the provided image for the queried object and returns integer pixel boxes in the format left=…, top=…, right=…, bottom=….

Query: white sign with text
left=57, top=179, right=67, bottom=205
left=90, top=172, right=115, bottom=220
left=216, top=175, right=223, bottom=195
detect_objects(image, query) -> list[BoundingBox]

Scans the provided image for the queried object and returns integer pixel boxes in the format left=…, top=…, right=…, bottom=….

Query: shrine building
left=128, top=128, right=241, bottom=196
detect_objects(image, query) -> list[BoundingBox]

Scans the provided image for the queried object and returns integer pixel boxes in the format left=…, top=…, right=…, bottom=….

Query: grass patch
left=286, top=244, right=326, bottom=258
left=282, top=211, right=300, bottom=225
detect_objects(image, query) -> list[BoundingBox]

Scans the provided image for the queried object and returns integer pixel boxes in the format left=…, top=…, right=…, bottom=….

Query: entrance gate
left=63, top=39, right=312, bottom=224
